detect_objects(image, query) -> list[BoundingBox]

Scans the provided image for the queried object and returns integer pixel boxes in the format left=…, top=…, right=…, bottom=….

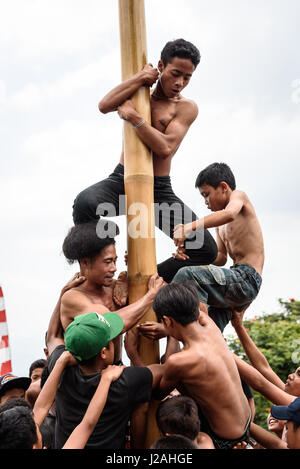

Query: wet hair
left=29, top=359, right=47, bottom=378
left=156, top=396, right=200, bottom=440
left=0, top=405, right=38, bottom=449
left=153, top=281, right=200, bottom=325
left=151, top=434, right=198, bottom=449
left=62, top=219, right=119, bottom=264
left=195, top=162, right=236, bottom=191
left=161, top=39, right=201, bottom=69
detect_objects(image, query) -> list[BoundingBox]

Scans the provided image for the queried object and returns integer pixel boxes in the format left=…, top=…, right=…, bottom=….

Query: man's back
left=165, top=315, right=250, bottom=440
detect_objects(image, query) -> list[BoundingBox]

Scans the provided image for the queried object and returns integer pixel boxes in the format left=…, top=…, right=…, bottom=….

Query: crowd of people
left=1, top=38, right=299, bottom=450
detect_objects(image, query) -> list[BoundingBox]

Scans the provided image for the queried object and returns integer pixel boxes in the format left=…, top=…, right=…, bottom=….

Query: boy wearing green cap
left=46, top=310, right=163, bottom=449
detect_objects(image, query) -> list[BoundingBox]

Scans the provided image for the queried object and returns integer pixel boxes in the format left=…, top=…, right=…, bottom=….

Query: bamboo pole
left=119, top=0, right=161, bottom=448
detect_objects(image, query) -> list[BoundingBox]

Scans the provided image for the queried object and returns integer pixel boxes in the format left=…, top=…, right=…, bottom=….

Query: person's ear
left=219, top=181, right=229, bottom=193
left=162, top=316, right=172, bottom=328
left=158, top=60, right=164, bottom=74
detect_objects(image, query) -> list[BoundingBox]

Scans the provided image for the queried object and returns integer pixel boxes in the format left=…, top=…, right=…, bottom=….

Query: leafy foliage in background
left=227, top=299, right=300, bottom=429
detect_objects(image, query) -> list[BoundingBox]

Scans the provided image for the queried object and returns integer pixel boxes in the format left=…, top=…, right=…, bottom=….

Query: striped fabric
left=0, top=286, right=12, bottom=375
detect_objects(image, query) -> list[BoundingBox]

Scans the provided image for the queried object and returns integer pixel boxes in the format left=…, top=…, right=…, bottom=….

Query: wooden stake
left=118, top=0, right=161, bottom=448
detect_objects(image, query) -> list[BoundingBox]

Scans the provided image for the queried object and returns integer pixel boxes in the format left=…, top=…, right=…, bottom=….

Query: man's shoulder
left=177, top=97, right=198, bottom=118
left=61, top=288, right=87, bottom=305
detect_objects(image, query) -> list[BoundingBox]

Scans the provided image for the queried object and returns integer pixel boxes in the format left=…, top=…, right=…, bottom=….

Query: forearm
left=250, top=423, right=287, bottom=449
left=33, top=357, right=67, bottom=427
left=62, top=376, right=112, bottom=449
left=164, top=337, right=180, bottom=361
left=130, top=403, right=149, bottom=449
left=191, top=210, right=234, bottom=232
left=133, top=119, right=175, bottom=158
left=99, top=73, right=144, bottom=114
left=234, top=325, right=285, bottom=389
left=234, top=354, right=293, bottom=405
left=118, top=292, right=154, bottom=333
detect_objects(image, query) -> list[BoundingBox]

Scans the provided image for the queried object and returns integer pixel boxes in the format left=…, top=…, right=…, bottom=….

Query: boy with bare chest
left=72, top=39, right=217, bottom=283
left=152, top=282, right=252, bottom=449
left=172, top=162, right=264, bottom=332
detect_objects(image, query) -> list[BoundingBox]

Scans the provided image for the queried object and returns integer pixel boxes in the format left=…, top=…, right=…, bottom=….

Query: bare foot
left=113, top=271, right=128, bottom=306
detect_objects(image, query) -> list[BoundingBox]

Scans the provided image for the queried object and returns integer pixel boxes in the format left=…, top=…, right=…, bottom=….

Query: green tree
left=227, top=299, right=300, bottom=429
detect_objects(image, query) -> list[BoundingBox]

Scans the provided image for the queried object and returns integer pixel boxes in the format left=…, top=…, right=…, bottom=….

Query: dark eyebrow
left=104, top=256, right=118, bottom=262
left=172, top=68, right=193, bottom=77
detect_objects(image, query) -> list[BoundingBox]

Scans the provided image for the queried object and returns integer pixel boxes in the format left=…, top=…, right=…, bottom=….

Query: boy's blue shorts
left=172, top=263, right=262, bottom=332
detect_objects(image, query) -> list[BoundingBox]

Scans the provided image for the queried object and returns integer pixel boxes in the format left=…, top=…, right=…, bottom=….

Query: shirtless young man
left=72, top=39, right=217, bottom=283
left=151, top=282, right=252, bottom=449
left=172, top=162, right=264, bottom=332
left=59, top=220, right=164, bottom=364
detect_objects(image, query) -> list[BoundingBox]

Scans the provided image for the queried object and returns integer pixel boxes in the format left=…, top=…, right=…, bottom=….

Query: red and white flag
left=0, top=286, right=12, bottom=375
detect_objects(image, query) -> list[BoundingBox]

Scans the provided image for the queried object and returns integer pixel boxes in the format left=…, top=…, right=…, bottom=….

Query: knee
left=72, top=189, right=96, bottom=224
left=172, top=266, right=195, bottom=283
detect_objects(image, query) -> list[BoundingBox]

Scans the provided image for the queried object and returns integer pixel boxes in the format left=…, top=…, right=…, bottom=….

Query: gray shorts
left=172, top=263, right=262, bottom=332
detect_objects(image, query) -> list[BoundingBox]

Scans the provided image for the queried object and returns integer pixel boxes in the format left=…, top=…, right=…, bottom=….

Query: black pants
left=72, top=164, right=217, bottom=283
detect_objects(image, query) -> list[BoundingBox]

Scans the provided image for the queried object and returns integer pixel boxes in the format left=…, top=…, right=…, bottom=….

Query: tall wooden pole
left=119, top=0, right=161, bottom=448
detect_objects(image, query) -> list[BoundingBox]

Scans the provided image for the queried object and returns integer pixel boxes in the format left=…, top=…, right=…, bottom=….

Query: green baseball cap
left=65, top=312, right=124, bottom=362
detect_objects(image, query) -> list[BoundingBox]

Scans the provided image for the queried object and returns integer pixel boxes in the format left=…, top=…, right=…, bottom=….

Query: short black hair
left=153, top=281, right=200, bottom=326
left=29, top=359, right=47, bottom=378
left=195, top=162, right=236, bottom=191
left=0, top=405, right=38, bottom=449
left=156, top=396, right=200, bottom=440
left=161, top=39, right=201, bottom=69
left=62, top=219, right=119, bottom=264
left=0, top=397, right=32, bottom=413
left=151, top=434, right=198, bottom=449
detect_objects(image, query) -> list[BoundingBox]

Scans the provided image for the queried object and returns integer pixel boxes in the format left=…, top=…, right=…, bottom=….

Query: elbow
left=224, top=211, right=235, bottom=223
left=157, top=146, right=173, bottom=159
left=98, top=100, right=110, bottom=114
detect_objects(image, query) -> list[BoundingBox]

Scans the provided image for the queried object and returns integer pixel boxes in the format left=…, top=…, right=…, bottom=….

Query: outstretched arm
left=62, top=365, right=125, bottom=449
left=231, top=309, right=285, bottom=390
left=249, top=423, right=287, bottom=450
left=33, top=351, right=77, bottom=427
left=233, top=354, right=295, bottom=405
left=98, top=64, right=159, bottom=114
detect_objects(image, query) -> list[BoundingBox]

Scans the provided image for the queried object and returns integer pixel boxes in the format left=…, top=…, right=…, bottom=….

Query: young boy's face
left=158, top=57, right=195, bottom=99
left=285, top=367, right=300, bottom=396
left=199, top=183, right=228, bottom=212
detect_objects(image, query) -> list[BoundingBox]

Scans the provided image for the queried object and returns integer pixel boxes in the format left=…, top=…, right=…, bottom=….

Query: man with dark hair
left=151, top=282, right=252, bottom=450
left=172, top=162, right=264, bottom=332
left=156, top=395, right=215, bottom=449
left=0, top=404, right=43, bottom=449
left=59, top=219, right=164, bottom=364
left=72, top=38, right=217, bottom=284
left=29, top=359, right=47, bottom=382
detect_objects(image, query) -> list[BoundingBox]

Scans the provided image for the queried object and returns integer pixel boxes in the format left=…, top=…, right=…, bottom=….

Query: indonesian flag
left=0, top=286, right=12, bottom=375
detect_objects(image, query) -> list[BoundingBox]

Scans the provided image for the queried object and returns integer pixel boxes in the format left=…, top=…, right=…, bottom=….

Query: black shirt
left=47, top=345, right=153, bottom=449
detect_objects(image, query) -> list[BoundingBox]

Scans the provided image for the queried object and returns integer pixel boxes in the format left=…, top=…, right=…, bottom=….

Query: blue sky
left=0, top=0, right=299, bottom=374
